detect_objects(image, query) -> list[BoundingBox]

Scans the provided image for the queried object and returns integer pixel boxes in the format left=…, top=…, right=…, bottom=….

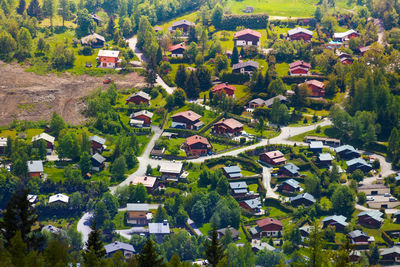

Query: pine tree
left=205, top=225, right=225, bottom=267
left=58, top=0, right=71, bottom=27
left=42, top=0, right=55, bottom=28
left=16, top=0, right=26, bottom=15
left=138, top=238, right=164, bottom=267
left=175, top=64, right=187, bottom=89
left=239, top=47, right=245, bottom=58
left=107, top=16, right=115, bottom=37
left=231, top=46, right=239, bottom=66
left=195, top=66, right=212, bottom=91
left=156, top=45, right=162, bottom=65
left=79, top=152, right=92, bottom=175
left=84, top=222, right=106, bottom=263
left=184, top=71, right=200, bottom=99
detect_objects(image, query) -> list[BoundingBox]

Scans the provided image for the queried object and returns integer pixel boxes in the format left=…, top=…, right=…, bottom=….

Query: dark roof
left=232, top=61, right=259, bottom=70
left=217, top=227, right=240, bottom=239
left=281, top=164, right=300, bottom=175
left=229, top=181, right=247, bottom=190
left=290, top=193, right=316, bottom=204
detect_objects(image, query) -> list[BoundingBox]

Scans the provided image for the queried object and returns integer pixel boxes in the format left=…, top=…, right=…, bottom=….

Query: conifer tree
left=231, top=46, right=239, bottom=66
left=175, top=64, right=187, bottom=89
left=184, top=71, right=200, bottom=99
left=138, top=238, right=164, bottom=267
left=84, top=222, right=106, bottom=264
left=16, top=0, right=26, bottom=15
left=205, top=225, right=224, bottom=267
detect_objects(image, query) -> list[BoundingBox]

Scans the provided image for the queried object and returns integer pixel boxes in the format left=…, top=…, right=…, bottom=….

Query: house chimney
left=144, top=176, right=147, bottom=181
left=163, top=219, right=168, bottom=225
left=30, top=160, right=33, bottom=164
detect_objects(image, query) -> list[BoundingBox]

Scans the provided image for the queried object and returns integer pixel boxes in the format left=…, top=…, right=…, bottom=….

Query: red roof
left=212, top=83, right=236, bottom=93
left=263, top=150, right=284, bottom=159
left=257, top=218, right=283, bottom=228
left=306, top=80, right=325, bottom=89
left=168, top=43, right=186, bottom=52
left=185, top=135, right=211, bottom=146
left=171, top=110, right=201, bottom=122
left=289, top=61, right=311, bottom=70
left=214, top=118, right=243, bottom=130
left=290, top=66, right=309, bottom=74
left=234, top=29, right=261, bottom=39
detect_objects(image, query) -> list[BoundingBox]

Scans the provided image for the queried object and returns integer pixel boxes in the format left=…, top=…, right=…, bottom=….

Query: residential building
left=97, top=50, right=121, bottom=69
left=217, top=227, right=240, bottom=240
left=359, top=46, right=370, bottom=55
left=169, top=20, right=195, bottom=34
left=381, top=246, right=400, bottom=263
left=184, top=135, right=212, bottom=156
left=357, top=210, right=384, bottom=228
left=252, top=218, right=283, bottom=237
left=91, top=14, right=102, bottom=25
left=290, top=193, right=316, bottom=207
left=27, top=194, right=38, bottom=205
left=289, top=61, right=311, bottom=76
left=130, top=110, right=153, bottom=126
left=223, top=166, right=243, bottom=179
left=42, top=225, right=63, bottom=234
left=318, top=153, right=334, bottom=165
left=259, top=150, right=286, bottom=166
left=212, top=118, right=243, bottom=135
left=340, top=56, right=354, bottom=65
left=299, top=225, right=312, bottom=238
left=159, top=161, right=183, bottom=180
left=395, top=210, right=400, bottom=223
left=153, top=26, right=163, bottom=32
left=104, top=241, right=135, bottom=258
left=49, top=193, right=69, bottom=204
left=80, top=33, right=105, bottom=48
left=229, top=181, right=249, bottom=198
left=322, top=215, right=348, bottom=231
left=168, top=43, right=186, bottom=57
left=348, top=230, right=373, bottom=244
left=350, top=251, right=361, bottom=262
left=240, top=198, right=262, bottom=213
left=251, top=242, right=276, bottom=253
left=31, top=133, right=55, bottom=151
left=264, top=95, right=288, bottom=108
left=346, top=158, right=372, bottom=173
left=309, top=141, right=323, bottom=153
left=288, top=27, right=313, bottom=41
left=248, top=98, right=266, bottom=109
left=171, top=110, right=203, bottom=130
left=131, top=176, right=157, bottom=191
left=126, top=203, right=151, bottom=225
left=278, top=163, right=300, bottom=177
left=126, top=91, right=151, bottom=105
left=333, top=29, right=360, bottom=42
left=91, top=153, right=106, bottom=171
left=149, top=220, right=171, bottom=242
left=0, top=137, right=6, bottom=155
left=89, top=135, right=106, bottom=153
left=27, top=160, right=44, bottom=178
left=232, top=61, right=259, bottom=76
left=335, top=145, right=360, bottom=159
left=212, top=83, right=236, bottom=97
left=305, top=80, right=326, bottom=97
left=233, top=29, right=261, bottom=46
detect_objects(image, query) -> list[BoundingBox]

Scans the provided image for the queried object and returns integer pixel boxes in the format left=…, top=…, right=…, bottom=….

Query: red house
left=212, top=83, right=236, bottom=97
left=255, top=218, right=283, bottom=237
left=289, top=61, right=311, bottom=76
left=97, top=50, right=121, bottom=69
left=233, top=29, right=261, bottom=46
left=340, top=57, right=353, bottom=65
left=259, top=150, right=286, bottom=166
left=31, top=133, right=55, bottom=150
left=27, top=160, right=44, bottom=178
left=89, top=135, right=106, bottom=152
left=126, top=91, right=151, bottom=105
left=212, top=118, right=243, bottom=135
left=130, top=110, right=153, bottom=126
left=289, top=61, right=311, bottom=70
left=333, top=29, right=360, bottom=42
left=305, top=80, right=326, bottom=97
left=171, top=111, right=203, bottom=130
left=288, top=27, right=313, bottom=42
left=184, top=135, right=212, bottom=156
left=168, top=43, right=186, bottom=57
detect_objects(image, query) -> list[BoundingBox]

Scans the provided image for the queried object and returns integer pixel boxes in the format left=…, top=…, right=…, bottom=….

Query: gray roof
left=89, top=135, right=106, bottom=145
left=223, top=165, right=242, bottom=174
left=264, top=95, right=287, bottom=107
left=282, top=163, right=300, bottom=175
left=249, top=226, right=261, bottom=235
left=126, top=203, right=151, bottom=212
left=148, top=220, right=170, bottom=234
left=395, top=173, right=400, bottom=181
left=233, top=189, right=249, bottom=194
left=172, top=19, right=195, bottom=27
left=232, top=61, right=259, bottom=70
left=323, top=215, right=348, bottom=227
left=357, top=210, right=383, bottom=222
left=348, top=230, right=369, bottom=239
left=290, top=193, right=316, bottom=204
left=243, top=198, right=262, bottom=209
left=335, top=145, right=358, bottom=154
left=346, top=158, right=371, bottom=167
left=249, top=98, right=265, bottom=106
left=333, top=29, right=358, bottom=39
left=252, top=242, right=275, bottom=252
left=217, top=227, right=240, bottom=239
left=133, top=110, right=154, bottom=119
left=288, top=27, right=313, bottom=36
left=92, top=153, right=106, bottom=164
left=229, top=181, right=247, bottom=190
left=104, top=241, right=135, bottom=254
left=395, top=210, right=400, bottom=216
left=27, top=160, right=44, bottom=173
left=309, top=141, right=323, bottom=149
left=281, top=178, right=301, bottom=189
left=381, top=246, right=400, bottom=256
left=42, top=225, right=62, bottom=234
left=128, top=91, right=151, bottom=101
left=31, top=133, right=55, bottom=144
left=319, top=153, right=334, bottom=161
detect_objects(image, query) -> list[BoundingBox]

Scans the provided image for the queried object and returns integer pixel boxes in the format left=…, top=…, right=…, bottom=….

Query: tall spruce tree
left=84, top=222, right=106, bottom=263
left=27, top=0, right=41, bottom=19
left=175, top=64, right=187, bottom=89
left=16, top=0, right=26, bottom=14
left=231, top=46, right=239, bottom=66
left=205, top=225, right=224, bottom=267
left=195, top=66, right=212, bottom=91
left=138, top=238, right=164, bottom=267
left=184, top=71, right=200, bottom=99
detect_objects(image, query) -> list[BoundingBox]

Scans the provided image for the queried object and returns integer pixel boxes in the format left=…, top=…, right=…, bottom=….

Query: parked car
left=385, top=193, right=391, bottom=197
left=103, top=77, right=113, bottom=84
left=366, top=196, right=374, bottom=201
left=390, top=197, right=397, bottom=202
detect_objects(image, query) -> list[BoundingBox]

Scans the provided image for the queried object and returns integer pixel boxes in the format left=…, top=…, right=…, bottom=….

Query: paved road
left=262, top=167, right=279, bottom=199
left=77, top=212, right=93, bottom=248
left=127, top=36, right=176, bottom=94
left=373, top=18, right=387, bottom=46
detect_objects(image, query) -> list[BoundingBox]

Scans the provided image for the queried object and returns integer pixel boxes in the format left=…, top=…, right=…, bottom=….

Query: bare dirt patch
left=0, top=62, right=145, bottom=126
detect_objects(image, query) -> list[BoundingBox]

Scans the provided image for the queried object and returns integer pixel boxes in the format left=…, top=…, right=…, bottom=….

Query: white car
left=366, top=196, right=374, bottom=201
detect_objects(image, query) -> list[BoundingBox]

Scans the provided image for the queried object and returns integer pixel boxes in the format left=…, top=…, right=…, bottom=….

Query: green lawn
left=44, top=166, right=65, bottom=183
left=288, top=126, right=340, bottom=142
left=276, top=63, right=289, bottom=77
left=113, top=211, right=131, bottom=230
left=248, top=184, right=258, bottom=192
left=199, top=222, right=212, bottom=235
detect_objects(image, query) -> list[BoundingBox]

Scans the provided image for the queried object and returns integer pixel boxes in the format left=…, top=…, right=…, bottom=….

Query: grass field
left=288, top=126, right=340, bottom=142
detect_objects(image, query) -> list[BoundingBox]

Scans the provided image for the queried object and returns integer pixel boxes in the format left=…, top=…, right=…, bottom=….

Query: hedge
left=263, top=197, right=293, bottom=213
left=220, top=14, right=269, bottom=30
left=220, top=72, right=250, bottom=84
left=241, top=222, right=252, bottom=241
left=207, top=135, right=241, bottom=146
left=204, top=156, right=262, bottom=173
left=164, top=128, right=198, bottom=137
left=199, top=113, right=224, bottom=134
